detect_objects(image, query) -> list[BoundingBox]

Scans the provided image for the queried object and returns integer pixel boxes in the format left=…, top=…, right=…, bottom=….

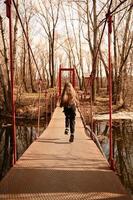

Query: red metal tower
left=5, top=0, right=16, bottom=164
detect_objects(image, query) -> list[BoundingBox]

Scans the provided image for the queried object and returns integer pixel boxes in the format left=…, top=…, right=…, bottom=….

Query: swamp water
left=0, top=120, right=48, bottom=180
left=94, top=120, right=133, bottom=196
left=0, top=96, right=56, bottom=180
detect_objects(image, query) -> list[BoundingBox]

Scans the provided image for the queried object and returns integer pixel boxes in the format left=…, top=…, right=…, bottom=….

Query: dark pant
left=64, top=106, right=76, bottom=134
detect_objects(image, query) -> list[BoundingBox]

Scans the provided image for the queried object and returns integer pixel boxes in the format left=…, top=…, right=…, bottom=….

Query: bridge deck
left=0, top=107, right=131, bottom=200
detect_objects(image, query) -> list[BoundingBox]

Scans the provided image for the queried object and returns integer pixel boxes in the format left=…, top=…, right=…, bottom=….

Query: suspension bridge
left=0, top=1, right=132, bottom=199
left=0, top=106, right=132, bottom=200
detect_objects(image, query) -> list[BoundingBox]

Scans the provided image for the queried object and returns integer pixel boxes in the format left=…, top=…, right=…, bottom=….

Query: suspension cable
left=12, top=0, right=42, bottom=80
left=37, top=80, right=42, bottom=139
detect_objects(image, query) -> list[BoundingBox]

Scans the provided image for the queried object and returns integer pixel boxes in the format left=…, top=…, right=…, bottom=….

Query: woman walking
left=60, top=82, right=78, bottom=142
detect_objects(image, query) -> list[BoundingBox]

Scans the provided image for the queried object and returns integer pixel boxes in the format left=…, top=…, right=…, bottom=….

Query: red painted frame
left=59, top=67, right=75, bottom=96
left=5, top=0, right=17, bottom=165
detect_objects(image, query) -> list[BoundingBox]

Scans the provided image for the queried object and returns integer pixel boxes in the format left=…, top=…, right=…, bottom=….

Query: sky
left=1, top=0, right=131, bottom=77
left=0, top=0, right=108, bottom=76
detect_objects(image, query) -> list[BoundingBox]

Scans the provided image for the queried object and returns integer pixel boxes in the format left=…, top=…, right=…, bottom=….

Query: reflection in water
left=17, top=126, right=37, bottom=158
left=0, top=124, right=45, bottom=180
left=95, top=120, right=133, bottom=195
left=0, top=96, right=56, bottom=180
left=0, top=126, right=13, bottom=179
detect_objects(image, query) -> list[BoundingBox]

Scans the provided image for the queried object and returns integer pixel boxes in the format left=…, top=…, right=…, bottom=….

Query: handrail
left=78, top=107, right=108, bottom=161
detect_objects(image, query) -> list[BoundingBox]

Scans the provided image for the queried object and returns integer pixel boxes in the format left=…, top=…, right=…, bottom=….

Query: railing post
left=50, top=94, right=52, bottom=114
left=45, top=90, right=48, bottom=127
left=89, top=75, right=93, bottom=139
left=59, top=65, right=61, bottom=96
left=37, top=79, right=42, bottom=138
left=5, top=0, right=16, bottom=165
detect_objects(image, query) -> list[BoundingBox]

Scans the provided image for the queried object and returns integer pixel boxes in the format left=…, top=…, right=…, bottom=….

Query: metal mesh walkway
left=0, top=107, right=131, bottom=200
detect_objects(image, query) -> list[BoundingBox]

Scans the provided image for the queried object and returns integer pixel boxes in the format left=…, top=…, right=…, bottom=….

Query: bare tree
left=13, top=0, right=19, bottom=82
left=23, top=0, right=36, bottom=92
left=21, top=33, right=28, bottom=92
left=37, top=0, right=61, bottom=87
left=112, top=0, right=133, bottom=106
left=0, top=15, right=11, bottom=111
left=70, top=3, right=85, bottom=89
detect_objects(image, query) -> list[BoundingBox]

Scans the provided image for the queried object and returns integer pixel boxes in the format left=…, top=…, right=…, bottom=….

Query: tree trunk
left=13, top=0, right=19, bottom=84
left=22, top=34, right=28, bottom=92
left=26, top=21, right=36, bottom=92
left=96, top=60, right=100, bottom=95
left=91, top=0, right=98, bottom=103
left=112, top=15, right=118, bottom=103
left=113, top=4, right=132, bottom=105
left=99, top=61, right=103, bottom=88
left=51, top=30, right=55, bottom=87
left=49, top=37, right=53, bottom=88
left=0, top=65, right=9, bottom=111
left=0, top=15, right=11, bottom=112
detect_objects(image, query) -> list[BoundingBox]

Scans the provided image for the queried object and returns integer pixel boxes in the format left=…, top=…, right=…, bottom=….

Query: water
left=95, top=120, right=133, bottom=195
left=0, top=121, right=47, bottom=180
left=0, top=96, right=57, bottom=180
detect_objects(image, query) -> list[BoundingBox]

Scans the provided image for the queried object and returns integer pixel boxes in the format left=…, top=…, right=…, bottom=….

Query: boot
left=69, top=134, right=74, bottom=142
